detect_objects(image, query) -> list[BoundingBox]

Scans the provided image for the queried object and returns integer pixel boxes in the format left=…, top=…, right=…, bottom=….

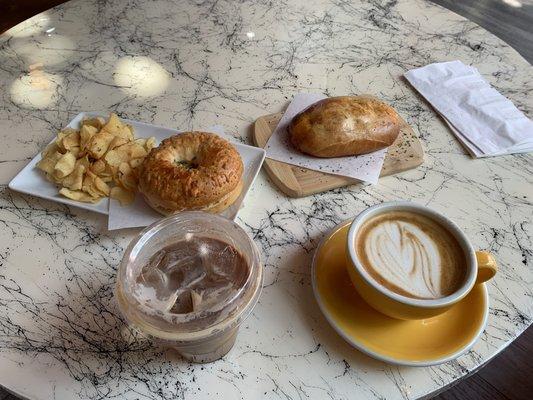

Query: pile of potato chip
left=36, top=113, right=155, bottom=205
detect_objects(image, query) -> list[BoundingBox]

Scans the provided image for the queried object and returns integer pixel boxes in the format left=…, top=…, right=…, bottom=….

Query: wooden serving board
left=253, top=110, right=424, bottom=198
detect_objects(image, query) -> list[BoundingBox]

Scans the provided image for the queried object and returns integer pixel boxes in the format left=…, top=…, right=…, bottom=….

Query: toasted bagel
left=138, top=132, right=243, bottom=215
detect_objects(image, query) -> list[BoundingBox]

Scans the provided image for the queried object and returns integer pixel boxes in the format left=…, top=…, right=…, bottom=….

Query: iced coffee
left=116, top=212, right=262, bottom=362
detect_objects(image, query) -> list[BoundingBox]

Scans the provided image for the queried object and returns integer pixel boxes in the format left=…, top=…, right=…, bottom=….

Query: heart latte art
left=356, top=211, right=466, bottom=299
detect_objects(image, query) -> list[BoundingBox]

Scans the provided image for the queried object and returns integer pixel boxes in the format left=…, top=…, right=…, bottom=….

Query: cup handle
left=475, top=251, right=497, bottom=284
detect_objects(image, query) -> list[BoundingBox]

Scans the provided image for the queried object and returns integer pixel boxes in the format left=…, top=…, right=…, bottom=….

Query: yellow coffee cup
left=345, top=201, right=497, bottom=320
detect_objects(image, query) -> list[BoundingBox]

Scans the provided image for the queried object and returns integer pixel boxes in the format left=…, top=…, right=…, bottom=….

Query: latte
left=355, top=211, right=465, bottom=299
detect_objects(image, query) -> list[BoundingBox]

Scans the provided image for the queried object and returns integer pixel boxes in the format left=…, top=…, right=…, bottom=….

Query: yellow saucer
left=312, top=220, right=489, bottom=366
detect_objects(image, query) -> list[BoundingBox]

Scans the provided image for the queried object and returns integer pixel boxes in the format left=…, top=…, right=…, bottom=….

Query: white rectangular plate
left=8, top=112, right=265, bottom=222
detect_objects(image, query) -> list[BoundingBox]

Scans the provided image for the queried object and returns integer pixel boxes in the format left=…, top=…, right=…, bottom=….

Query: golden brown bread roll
left=288, top=96, right=400, bottom=157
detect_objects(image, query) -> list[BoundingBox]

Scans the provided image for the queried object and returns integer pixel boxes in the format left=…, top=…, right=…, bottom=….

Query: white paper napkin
left=405, top=61, right=533, bottom=157
left=108, top=126, right=227, bottom=231
left=264, top=93, right=387, bottom=184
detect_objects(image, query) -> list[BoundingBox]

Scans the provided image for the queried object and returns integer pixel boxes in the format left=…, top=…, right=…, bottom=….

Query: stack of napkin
left=405, top=61, right=533, bottom=157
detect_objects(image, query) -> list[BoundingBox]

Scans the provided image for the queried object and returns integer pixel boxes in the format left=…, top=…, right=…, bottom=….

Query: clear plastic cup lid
left=116, top=212, right=262, bottom=340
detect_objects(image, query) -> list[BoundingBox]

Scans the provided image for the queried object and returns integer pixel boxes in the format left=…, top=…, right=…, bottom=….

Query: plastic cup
left=115, top=211, right=262, bottom=363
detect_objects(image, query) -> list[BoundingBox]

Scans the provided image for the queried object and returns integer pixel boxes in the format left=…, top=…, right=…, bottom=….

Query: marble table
left=0, top=0, right=531, bottom=399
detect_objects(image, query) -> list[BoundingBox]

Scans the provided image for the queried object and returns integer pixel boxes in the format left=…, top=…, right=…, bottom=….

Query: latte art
left=365, top=221, right=442, bottom=298
left=356, top=211, right=465, bottom=299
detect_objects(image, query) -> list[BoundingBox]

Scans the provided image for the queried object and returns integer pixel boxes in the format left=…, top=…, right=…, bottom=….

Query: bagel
left=138, top=132, right=243, bottom=215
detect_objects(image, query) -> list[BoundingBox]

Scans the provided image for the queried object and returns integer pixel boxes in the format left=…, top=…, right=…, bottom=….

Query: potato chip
left=118, top=162, right=132, bottom=175
left=119, top=176, right=137, bottom=192
left=53, top=152, right=76, bottom=178
left=117, top=125, right=134, bottom=141
left=57, top=128, right=77, bottom=141
left=129, top=158, right=144, bottom=169
left=94, top=175, right=110, bottom=196
left=62, top=132, right=81, bottom=150
left=110, top=186, right=135, bottom=206
left=57, top=128, right=78, bottom=140
left=82, top=173, right=100, bottom=198
left=114, top=126, right=133, bottom=142
left=62, top=165, right=85, bottom=190
left=44, top=172, right=59, bottom=183
left=81, top=170, right=95, bottom=185
left=104, top=134, right=146, bottom=167
left=87, top=130, right=115, bottom=159
left=59, top=188, right=101, bottom=203
left=135, top=138, right=147, bottom=147
left=90, top=159, right=106, bottom=175
left=101, top=162, right=115, bottom=180
left=80, top=125, right=98, bottom=151
left=145, top=137, right=156, bottom=152
left=76, top=155, right=91, bottom=170
left=101, top=113, right=134, bottom=141
left=117, top=162, right=137, bottom=191
left=41, top=142, right=60, bottom=159
left=101, top=113, right=122, bottom=134
left=117, top=142, right=148, bottom=159
left=82, top=170, right=110, bottom=197
left=83, top=186, right=100, bottom=199
left=132, top=143, right=148, bottom=159
left=104, top=148, right=129, bottom=167
left=107, top=136, right=129, bottom=152
left=56, top=128, right=78, bottom=152
left=36, top=150, right=63, bottom=174
left=81, top=117, right=105, bottom=130
left=69, top=146, right=81, bottom=158
left=37, top=112, right=153, bottom=207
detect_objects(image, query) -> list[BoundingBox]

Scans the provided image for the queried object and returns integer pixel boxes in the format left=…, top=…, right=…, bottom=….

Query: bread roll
left=288, top=96, right=400, bottom=157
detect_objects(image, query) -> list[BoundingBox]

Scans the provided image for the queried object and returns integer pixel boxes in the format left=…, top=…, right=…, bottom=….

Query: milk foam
left=364, top=220, right=444, bottom=298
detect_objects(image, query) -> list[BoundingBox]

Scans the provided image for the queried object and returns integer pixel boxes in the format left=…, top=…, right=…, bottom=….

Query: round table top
left=0, top=0, right=531, bottom=399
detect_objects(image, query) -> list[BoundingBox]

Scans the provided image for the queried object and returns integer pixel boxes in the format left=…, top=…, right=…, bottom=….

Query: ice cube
left=135, top=237, right=249, bottom=314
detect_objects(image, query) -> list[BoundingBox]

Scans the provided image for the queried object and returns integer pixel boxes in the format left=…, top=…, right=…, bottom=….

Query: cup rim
left=116, top=211, right=263, bottom=340
left=346, top=201, right=477, bottom=308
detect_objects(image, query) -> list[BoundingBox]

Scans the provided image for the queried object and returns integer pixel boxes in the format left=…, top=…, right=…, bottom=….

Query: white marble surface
left=0, top=0, right=531, bottom=399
